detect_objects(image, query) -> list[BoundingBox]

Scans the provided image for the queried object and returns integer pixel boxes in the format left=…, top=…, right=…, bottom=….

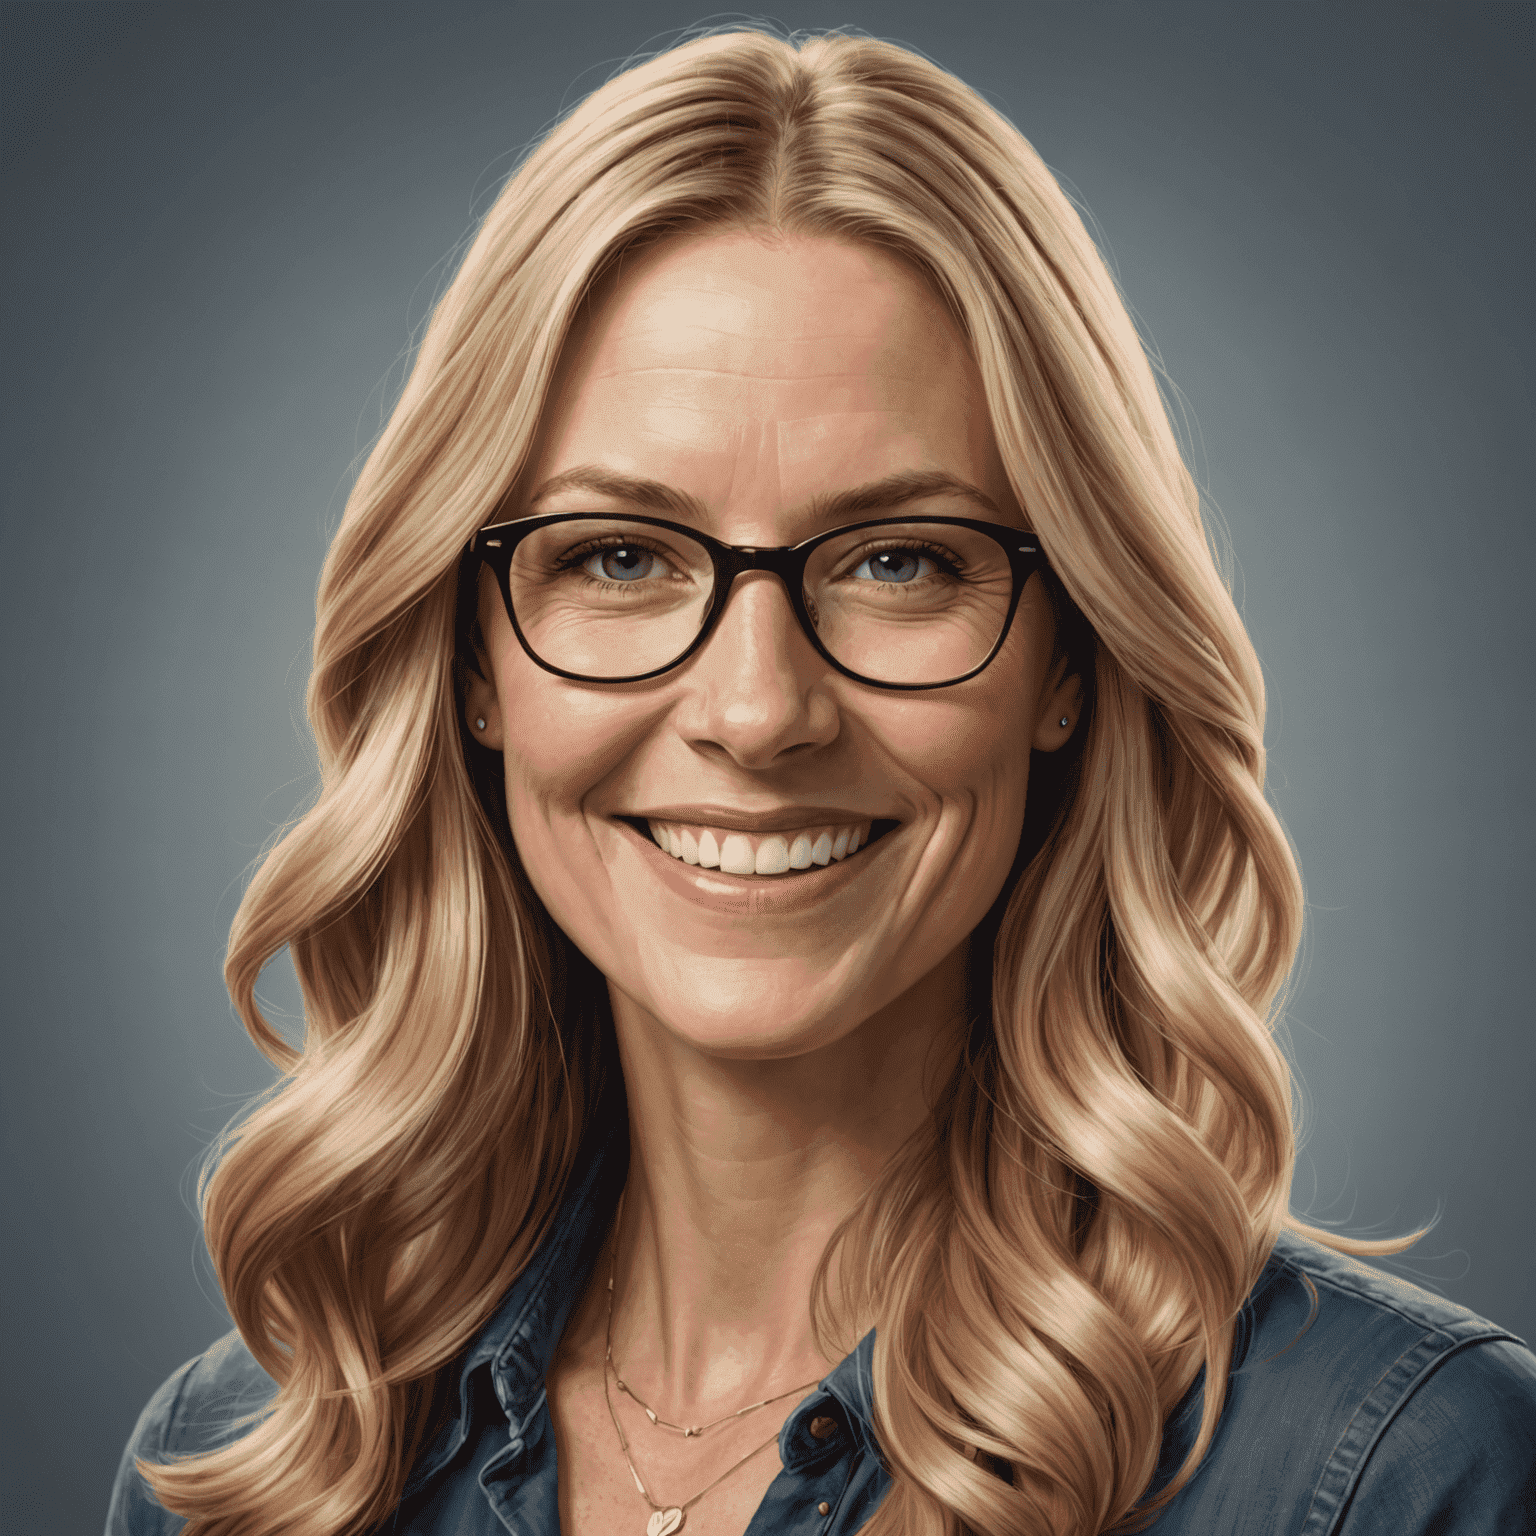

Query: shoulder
left=1266, top=1233, right=1536, bottom=1535
left=106, top=1331, right=278, bottom=1536
left=1337, top=1332, right=1536, bottom=1534
left=1149, top=1230, right=1536, bottom=1535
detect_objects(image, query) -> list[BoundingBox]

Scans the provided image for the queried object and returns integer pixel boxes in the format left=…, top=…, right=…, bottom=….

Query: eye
left=583, top=543, right=662, bottom=582
left=849, top=547, right=939, bottom=584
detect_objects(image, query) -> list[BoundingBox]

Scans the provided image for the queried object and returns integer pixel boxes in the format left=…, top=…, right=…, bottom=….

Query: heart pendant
left=647, top=1509, right=684, bottom=1536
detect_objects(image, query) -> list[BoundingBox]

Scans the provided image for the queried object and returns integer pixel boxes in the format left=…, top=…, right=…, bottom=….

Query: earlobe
left=463, top=669, right=505, bottom=750
left=1031, top=668, right=1084, bottom=753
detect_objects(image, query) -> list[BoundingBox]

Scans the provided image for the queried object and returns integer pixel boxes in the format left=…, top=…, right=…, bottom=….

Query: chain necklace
left=601, top=1194, right=820, bottom=1535
left=607, top=1281, right=819, bottom=1437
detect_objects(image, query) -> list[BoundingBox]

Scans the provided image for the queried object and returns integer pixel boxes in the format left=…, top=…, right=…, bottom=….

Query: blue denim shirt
left=109, top=1117, right=1536, bottom=1535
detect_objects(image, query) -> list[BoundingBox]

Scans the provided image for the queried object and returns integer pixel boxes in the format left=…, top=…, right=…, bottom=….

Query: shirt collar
left=778, top=1328, right=882, bottom=1472
left=408, top=1113, right=1309, bottom=1503
left=408, top=1110, right=887, bottom=1492
left=405, top=1110, right=629, bottom=1492
left=470, top=1114, right=630, bottom=1422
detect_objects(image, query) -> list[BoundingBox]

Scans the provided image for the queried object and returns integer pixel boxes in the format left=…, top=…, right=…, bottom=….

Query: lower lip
left=617, top=820, right=894, bottom=917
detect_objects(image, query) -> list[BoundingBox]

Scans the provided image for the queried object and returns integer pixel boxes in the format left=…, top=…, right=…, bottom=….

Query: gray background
left=3, top=2, right=1532, bottom=1528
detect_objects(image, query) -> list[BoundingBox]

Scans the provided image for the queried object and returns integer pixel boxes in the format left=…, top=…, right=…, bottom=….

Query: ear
left=464, top=659, right=505, bottom=750
left=1031, top=655, right=1084, bottom=753
left=458, top=564, right=508, bottom=750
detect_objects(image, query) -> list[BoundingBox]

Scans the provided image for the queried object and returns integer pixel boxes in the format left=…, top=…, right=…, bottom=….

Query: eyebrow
left=523, top=466, right=1005, bottom=526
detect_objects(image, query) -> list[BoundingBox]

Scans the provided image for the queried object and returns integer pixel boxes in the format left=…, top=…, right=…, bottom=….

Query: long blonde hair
left=145, top=28, right=1415, bottom=1536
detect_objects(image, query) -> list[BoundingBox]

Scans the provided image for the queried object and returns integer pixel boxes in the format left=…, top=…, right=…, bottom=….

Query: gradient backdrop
left=3, top=2, right=1532, bottom=1528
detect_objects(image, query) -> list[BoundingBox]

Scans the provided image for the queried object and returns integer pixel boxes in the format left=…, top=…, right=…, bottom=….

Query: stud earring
left=475, top=717, right=487, bottom=731
left=1060, top=715, right=1070, bottom=728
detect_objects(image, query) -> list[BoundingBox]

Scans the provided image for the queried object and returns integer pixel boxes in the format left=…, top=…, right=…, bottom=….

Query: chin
left=613, top=951, right=898, bottom=1061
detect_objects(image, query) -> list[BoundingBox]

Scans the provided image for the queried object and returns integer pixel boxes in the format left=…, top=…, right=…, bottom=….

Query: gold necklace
left=601, top=1194, right=820, bottom=1534
left=607, top=1280, right=819, bottom=1438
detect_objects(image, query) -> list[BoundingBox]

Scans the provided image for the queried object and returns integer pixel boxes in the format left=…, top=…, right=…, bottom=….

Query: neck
left=601, top=945, right=968, bottom=1420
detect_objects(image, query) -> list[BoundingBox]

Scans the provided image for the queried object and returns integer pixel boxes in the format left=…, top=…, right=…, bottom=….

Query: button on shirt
left=109, top=1117, right=1536, bottom=1535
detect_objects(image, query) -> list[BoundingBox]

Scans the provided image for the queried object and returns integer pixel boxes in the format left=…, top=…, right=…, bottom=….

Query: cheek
left=868, top=684, right=1034, bottom=827
left=493, top=650, right=649, bottom=834
left=859, top=673, right=1037, bottom=942
left=894, top=608, right=1051, bottom=845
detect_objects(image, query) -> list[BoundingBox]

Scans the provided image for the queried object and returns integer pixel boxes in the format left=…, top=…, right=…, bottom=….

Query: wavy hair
left=144, top=28, right=1417, bottom=1536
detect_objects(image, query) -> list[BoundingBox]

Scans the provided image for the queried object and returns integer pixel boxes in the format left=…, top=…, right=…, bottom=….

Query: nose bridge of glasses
left=711, top=542, right=795, bottom=601
left=709, top=543, right=807, bottom=609
left=715, top=542, right=802, bottom=578
left=701, top=545, right=820, bottom=658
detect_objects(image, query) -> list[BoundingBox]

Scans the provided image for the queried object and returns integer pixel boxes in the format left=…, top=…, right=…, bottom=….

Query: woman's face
left=469, top=230, right=1078, bottom=1059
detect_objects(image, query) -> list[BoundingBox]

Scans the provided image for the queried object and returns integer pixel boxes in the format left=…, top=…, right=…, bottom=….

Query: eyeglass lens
left=506, top=518, right=1017, bottom=686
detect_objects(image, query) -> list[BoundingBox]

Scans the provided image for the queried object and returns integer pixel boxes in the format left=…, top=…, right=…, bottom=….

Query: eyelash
left=841, top=540, right=966, bottom=579
left=552, top=537, right=683, bottom=577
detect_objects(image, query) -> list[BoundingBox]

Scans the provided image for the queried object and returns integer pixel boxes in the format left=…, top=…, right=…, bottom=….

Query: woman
left=108, top=28, right=1534, bottom=1536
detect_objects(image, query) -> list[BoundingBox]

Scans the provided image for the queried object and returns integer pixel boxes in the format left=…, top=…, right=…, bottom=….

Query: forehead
left=522, top=231, right=1014, bottom=538
left=578, top=230, right=961, bottom=374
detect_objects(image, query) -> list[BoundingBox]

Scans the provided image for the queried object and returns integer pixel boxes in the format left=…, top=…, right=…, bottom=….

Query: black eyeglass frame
left=466, top=511, right=1048, bottom=691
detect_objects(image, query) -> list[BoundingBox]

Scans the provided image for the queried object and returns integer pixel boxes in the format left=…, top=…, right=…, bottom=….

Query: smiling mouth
left=618, top=816, right=899, bottom=877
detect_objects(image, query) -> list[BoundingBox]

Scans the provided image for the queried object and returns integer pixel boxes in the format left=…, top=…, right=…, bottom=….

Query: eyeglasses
left=467, top=512, right=1048, bottom=690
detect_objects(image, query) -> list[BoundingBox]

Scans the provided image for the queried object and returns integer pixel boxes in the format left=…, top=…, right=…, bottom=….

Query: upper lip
left=621, top=804, right=886, bottom=834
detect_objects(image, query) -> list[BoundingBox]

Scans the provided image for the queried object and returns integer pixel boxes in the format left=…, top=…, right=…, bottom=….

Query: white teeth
left=642, top=819, right=875, bottom=876
left=755, top=835, right=791, bottom=875
left=720, top=833, right=756, bottom=875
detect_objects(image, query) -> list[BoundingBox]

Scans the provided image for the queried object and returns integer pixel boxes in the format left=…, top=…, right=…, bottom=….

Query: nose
left=673, top=571, right=839, bottom=769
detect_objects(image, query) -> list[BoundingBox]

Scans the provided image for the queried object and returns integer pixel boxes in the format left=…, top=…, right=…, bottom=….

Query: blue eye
left=851, top=548, right=936, bottom=584
left=584, top=545, right=658, bottom=582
